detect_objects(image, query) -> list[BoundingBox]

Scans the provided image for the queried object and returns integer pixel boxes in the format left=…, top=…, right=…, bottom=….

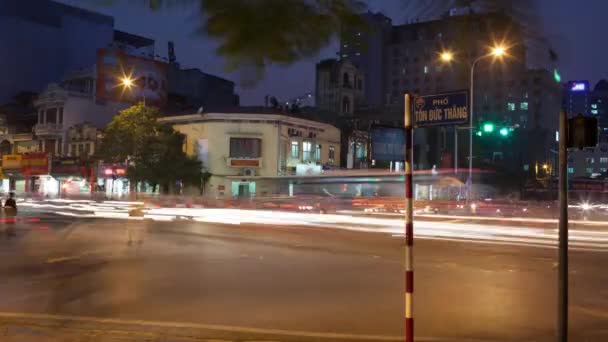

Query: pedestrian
left=4, top=192, right=17, bottom=237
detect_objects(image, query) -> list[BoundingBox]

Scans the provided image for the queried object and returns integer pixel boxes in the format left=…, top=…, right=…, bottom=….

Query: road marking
left=46, top=256, right=80, bottom=264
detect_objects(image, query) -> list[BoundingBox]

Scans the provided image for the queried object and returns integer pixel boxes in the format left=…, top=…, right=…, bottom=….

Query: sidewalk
left=0, top=312, right=400, bottom=342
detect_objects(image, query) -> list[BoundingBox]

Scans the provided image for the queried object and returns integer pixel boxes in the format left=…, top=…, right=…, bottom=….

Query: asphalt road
left=1, top=214, right=608, bottom=341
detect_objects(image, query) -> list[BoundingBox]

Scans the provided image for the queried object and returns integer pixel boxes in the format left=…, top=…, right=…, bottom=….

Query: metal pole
left=404, top=93, right=414, bottom=342
left=557, top=110, right=568, bottom=342
left=468, top=60, right=476, bottom=200
left=454, top=127, right=458, bottom=174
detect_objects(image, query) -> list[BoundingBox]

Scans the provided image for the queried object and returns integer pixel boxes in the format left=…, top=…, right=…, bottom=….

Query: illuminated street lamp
left=439, top=51, right=454, bottom=63
left=439, top=44, right=509, bottom=200
left=120, top=74, right=145, bottom=106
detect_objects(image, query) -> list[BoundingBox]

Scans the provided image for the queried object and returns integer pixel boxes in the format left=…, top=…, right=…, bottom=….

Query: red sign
left=230, top=159, right=260, bottom=167
left=96, top=48, right=168, bottom=106
left=22, top=153, right=49, bottom=176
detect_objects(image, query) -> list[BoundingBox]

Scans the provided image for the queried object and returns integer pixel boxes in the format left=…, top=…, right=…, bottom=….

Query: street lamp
left=119, top=74, right=145, bottom=106
left=439, top=44, right=508, bottom=200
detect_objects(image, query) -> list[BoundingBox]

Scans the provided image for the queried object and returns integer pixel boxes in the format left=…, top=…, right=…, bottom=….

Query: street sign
left=413, top=91, right=468, bottom=127
left=369, top=125, right=405, bottom=161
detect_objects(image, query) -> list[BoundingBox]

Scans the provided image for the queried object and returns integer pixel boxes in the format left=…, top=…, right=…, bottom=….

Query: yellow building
left=159, top=110, right=341, bottom=198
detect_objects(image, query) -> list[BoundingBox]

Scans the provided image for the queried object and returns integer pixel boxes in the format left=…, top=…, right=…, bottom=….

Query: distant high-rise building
left=336, top=9, right=562, bottom=177
left=0, top=0, right=116, bottom=103
left=339, top=12, right=392, bottom=108
left=590, top=80, right=608, bottom=143
left=563, top=80, right=590, bottom=118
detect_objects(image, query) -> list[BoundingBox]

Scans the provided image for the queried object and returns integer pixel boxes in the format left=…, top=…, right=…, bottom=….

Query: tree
left=100, top=103, right=205, bottom=194
left=109, top=0, right=366, bottom=82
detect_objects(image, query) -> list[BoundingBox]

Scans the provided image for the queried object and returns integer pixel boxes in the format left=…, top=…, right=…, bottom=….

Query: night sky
left=60, top=0, right=607, bottom=105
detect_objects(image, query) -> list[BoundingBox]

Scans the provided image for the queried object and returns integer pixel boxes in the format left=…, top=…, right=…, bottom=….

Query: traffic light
left=499, top=127, right=509, bottom=137
left=482, top=123, right=495, bottom=133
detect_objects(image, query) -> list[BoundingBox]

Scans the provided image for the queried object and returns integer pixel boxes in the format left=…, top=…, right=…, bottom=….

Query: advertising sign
left=2, top=155, right=22, bottom=170
left=52, top=158, right=90, bottom=177
left=230, top=159, right=260, bottom=167
left=22, top=153, right=49, bottom=176
left=370, top=126, right=406, bottom=162
left=413, top=91, right=468, bottom=127
left=96, top=48, right=168, bottom=105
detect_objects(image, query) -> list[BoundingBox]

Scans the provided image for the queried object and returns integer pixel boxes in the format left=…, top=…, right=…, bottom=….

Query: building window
left=592, top=103, right=598, bottom=109
left=507, top=102, right=515, bottom=111
left=302, top=141, right=312, bottom=161
left=78, top=144, right=84, bottom=155
left=586, top=167, right=593, bottom=174
left=229, top=137, right=262, bottom=158
left=315, top=144, right=321, bottom=162
left=592, top=109, right=599, bottom=115
left=520, top=102, right=529, bottom=110
left=343, top=73, right=350, bottom=87
left=601, top=168, right=608, bottom=173
left=601, top=157, right=608, bottom=163
left=423, top=65, right=428, bottom=74
left=291, top=141, right=300, bottom=159
left=38, top=110, right=44, bottom=124
left=342, top=96, right=351, bottom=113
left=586, top=157, right=595, bottom=164
left=46, top=108, right=57, bottom=124
left=58, top=108, right=63, bottom=124
left=568, top=167, right=574, bottom=174
left=328, top=146, right=335, bottom=164
left=85, top=143, right=91, bottom=155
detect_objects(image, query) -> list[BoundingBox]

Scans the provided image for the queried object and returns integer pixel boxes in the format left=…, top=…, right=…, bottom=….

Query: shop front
left=1, top=153, right=51, bottom=196
left=98, top=163, right=129, bottom=199
left=51, top=158, right=96, bottom=197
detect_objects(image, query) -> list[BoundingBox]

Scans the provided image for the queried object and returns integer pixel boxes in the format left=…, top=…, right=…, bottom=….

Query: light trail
left=19, top=201, right=608, bottom=251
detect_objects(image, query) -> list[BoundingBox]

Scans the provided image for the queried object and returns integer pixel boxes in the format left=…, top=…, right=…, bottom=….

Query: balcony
left=34, top=123, right=63, bottom=137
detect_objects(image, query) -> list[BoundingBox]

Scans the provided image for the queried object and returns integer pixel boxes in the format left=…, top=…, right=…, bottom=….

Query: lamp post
left=439, top=45, right=507, bottom=200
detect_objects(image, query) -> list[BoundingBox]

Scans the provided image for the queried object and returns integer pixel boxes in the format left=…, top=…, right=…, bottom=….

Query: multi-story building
left=315, top=58, right=365, bottom=116
left=339, top=9, right=561, bottom=180
left=339, top=11, right=392, bottom=108
left=590, top=79, right=608, bottom=143
left=160, top=108, right=341, bottom=198
left=563, top=80, right=590, bottom=117
left=0, top=0, right=115, bottom=103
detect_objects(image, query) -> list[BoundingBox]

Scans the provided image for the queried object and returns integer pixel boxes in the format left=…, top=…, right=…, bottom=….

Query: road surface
left=1, top=211, right=608, bottom=341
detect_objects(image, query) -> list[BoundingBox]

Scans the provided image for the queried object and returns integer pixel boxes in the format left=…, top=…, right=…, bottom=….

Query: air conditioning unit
left=242, top=168, right=256, bottom=177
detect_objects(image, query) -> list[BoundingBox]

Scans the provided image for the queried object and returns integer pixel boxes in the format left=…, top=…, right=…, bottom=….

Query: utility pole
left=557, top=110, right=568, bottom=342
left=404, top=93, right=414, bottom=342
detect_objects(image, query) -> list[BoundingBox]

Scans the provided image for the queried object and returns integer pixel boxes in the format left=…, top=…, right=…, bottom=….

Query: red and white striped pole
left=404, top=93, right=414, bottom=342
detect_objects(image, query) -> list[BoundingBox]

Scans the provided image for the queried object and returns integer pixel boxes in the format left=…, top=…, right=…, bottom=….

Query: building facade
left=315, top=58, right=365, bottom=116
left=160, top=110, right=341, bottom=198
left=338, top=9, right=562, bottom=181
left=0, top=0, right=115, bottom=103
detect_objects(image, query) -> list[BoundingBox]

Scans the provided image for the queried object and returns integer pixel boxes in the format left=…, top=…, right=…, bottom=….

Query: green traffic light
left=499, top=127, right=509, bottom=136
left=483, top=123, right=495, bottom=133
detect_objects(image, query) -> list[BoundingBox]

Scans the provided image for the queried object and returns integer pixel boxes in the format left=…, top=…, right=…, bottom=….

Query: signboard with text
left=413, top=91, right=468, bottom=127
left=22, top=153, right=49, bottom=176
left=370, top=126, right=406, bottom=161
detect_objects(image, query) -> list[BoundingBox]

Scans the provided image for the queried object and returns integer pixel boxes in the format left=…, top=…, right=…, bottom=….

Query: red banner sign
left=22, top=153, right=49, bottom=176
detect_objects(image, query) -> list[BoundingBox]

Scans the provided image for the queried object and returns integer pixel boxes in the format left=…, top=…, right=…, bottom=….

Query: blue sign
left=370, top=126, right=405, bottom=161
left=413, top=91, right=468, bottom=127
left=569, top=81, right=588, bottom=92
